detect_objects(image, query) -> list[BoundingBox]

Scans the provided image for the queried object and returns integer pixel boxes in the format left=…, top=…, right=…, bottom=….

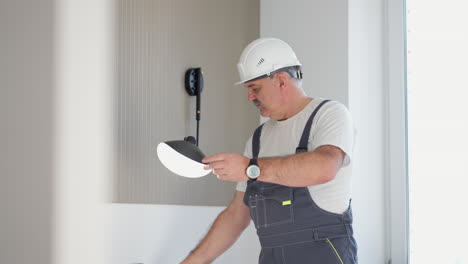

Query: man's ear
left=276, top=72, right=289, bottom=90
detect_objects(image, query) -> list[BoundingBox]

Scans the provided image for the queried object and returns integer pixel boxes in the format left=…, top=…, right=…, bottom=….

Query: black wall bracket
left=184, top=68, right=204, bottom=146
left=185, top=68, right=204, bottom=96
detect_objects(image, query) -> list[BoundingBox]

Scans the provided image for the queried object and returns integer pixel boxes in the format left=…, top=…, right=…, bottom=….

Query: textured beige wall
left=114, top=0, right=260, bottom=205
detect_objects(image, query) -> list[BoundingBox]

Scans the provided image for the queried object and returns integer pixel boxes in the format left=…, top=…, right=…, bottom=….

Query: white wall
left=386, top=0, right=408, bottom=262
left=261, top=0, right=388, bottom=263
left=106, top=204, right=260, bottom=264
left=53, top=1, right=113, bottom=263
left=261, top=0, right=349, bottom=104
left=348, top=0, right=387, bottom=263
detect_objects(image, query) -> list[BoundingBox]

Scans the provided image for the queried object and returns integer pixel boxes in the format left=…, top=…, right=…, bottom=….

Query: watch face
left=247, top=165, right=260, bottom=178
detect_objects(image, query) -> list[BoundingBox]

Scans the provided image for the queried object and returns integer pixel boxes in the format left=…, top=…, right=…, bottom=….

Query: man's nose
left=248, top=91, right=256, bottom=102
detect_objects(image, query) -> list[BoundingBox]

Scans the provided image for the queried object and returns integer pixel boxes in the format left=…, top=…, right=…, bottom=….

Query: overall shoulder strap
left=296, top=99, right=331, bottom=154
left=252, top=123, right=264, bottom=159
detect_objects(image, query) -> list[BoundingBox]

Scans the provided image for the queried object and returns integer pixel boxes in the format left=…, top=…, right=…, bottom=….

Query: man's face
left=244, top=75, right=282, bottom=118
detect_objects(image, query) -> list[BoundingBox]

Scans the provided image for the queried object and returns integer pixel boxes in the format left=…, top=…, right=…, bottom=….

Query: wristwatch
left=246, top=158, right=261, bottom=181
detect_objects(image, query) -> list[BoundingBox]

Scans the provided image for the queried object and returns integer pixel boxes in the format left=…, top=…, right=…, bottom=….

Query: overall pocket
left=248, top=196, right=264, bottom=228
left=248, top=185, right=294, bottom=228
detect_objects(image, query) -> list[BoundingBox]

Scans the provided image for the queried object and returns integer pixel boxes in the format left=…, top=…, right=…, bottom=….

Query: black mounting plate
left=185, top=68, right=204, bottom=96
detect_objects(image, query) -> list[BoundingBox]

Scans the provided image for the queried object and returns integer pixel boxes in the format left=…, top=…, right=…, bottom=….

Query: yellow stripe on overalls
left=326, top=238, right=344, bottom=264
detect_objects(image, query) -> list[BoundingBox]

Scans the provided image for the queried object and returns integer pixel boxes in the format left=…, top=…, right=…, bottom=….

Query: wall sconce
left=156, top=68, right=212, bottom=178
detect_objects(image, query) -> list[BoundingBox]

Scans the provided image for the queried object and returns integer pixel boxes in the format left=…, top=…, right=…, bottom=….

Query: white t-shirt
left=236, top=98, right=355, bottom=214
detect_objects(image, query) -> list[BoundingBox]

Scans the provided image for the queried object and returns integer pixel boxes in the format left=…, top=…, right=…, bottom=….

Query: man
left=181, top=38, right=357, bottom=264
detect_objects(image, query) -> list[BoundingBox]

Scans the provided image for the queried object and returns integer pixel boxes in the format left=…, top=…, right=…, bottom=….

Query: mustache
left=253, top=99, right=263, bottom=107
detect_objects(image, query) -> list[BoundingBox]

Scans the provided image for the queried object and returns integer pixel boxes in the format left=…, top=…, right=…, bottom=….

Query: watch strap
left=249, top=158, right=258, bottom=166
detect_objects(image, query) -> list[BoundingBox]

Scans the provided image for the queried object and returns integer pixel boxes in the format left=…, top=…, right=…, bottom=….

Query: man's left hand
left=202, top=153, right=249, bottom=182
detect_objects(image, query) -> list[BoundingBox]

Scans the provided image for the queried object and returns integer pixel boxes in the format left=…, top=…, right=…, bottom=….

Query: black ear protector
left=291, top=70, right=303, bottom=80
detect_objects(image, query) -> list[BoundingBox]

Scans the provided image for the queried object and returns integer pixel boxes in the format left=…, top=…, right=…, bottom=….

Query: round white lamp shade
left=157, top=141, right=212, bottom=178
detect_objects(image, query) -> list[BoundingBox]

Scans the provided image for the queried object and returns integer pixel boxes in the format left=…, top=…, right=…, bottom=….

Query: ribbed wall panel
left=115, top=0, right=259, bottom=205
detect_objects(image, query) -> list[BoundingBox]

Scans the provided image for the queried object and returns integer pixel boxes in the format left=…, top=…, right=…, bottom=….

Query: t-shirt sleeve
left=236, top=135, right=252, bottom=192
left=310, top=101, right=355, bottom=167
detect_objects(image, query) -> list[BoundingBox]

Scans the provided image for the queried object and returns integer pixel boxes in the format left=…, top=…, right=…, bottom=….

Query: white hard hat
left=235, top=38, right=301, bottom=85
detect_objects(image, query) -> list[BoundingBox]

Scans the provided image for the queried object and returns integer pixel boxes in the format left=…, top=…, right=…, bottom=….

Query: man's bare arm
left=258, top=145, right=345, bottom=187
left=203, top=145, right=346, bottom=187
left=180, top=191, right=251, bottom=264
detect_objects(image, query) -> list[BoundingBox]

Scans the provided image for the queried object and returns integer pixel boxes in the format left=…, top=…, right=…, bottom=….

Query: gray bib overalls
left=243, top=100, right=358, bottom=264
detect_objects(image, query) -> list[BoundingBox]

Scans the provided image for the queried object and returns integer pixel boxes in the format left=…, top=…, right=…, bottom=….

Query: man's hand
left=202, top=153, right=249, bottom=182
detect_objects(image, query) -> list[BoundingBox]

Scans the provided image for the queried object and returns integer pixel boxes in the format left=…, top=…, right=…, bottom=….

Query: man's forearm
left=258, top=145, right=344, bottom=187
left=182, top=193, right=250, bottom=264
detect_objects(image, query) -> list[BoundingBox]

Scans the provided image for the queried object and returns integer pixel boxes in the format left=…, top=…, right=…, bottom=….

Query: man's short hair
left=271, top=65, right=303, bottom=87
